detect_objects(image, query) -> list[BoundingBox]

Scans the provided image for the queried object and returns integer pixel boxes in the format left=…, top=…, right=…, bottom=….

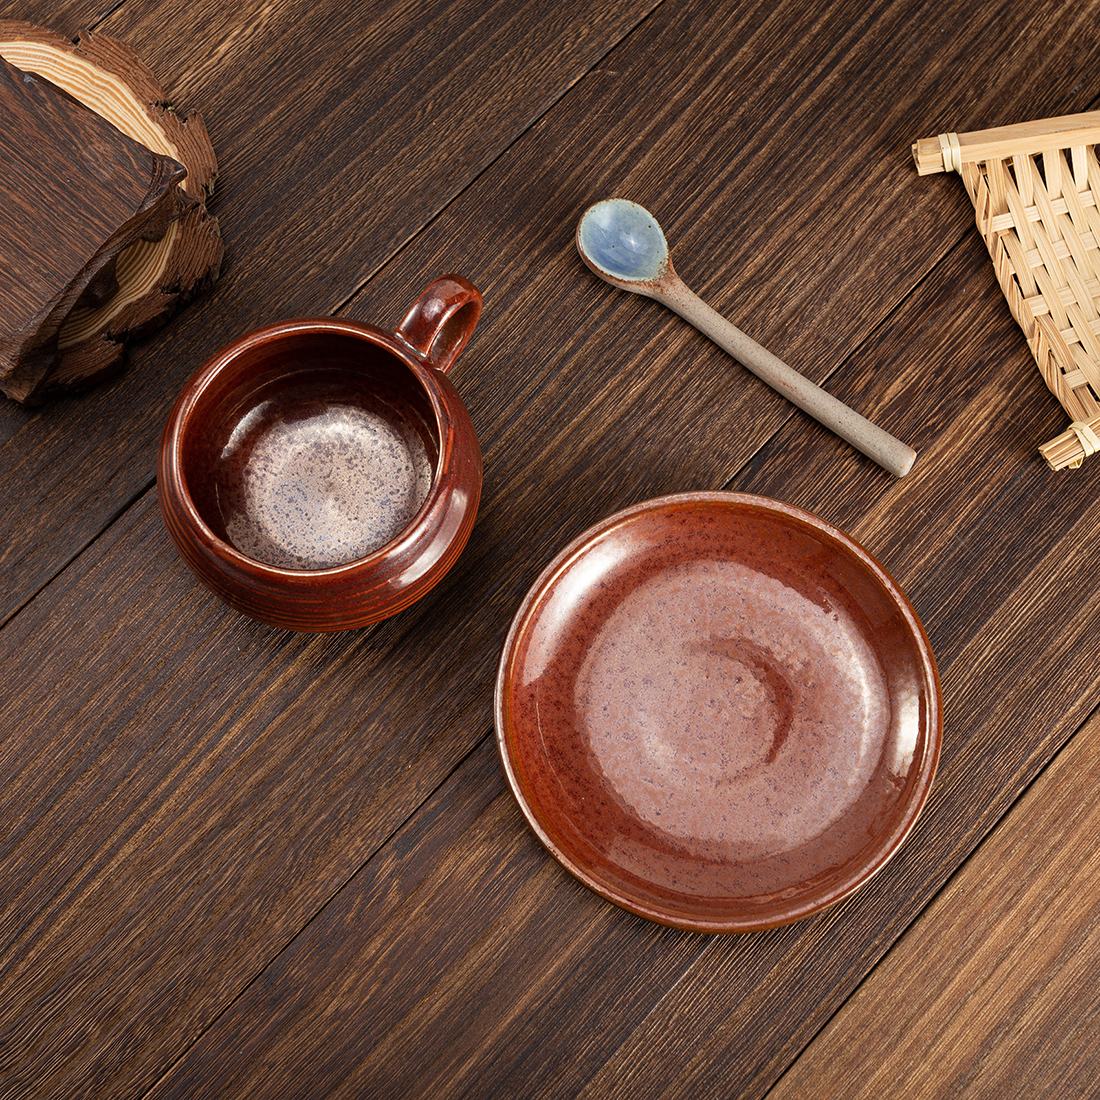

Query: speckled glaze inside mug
left=495, top=492, right=941, bottom=933
left=158, top=275, right=482, bottom=631
left=189, top=349, right=439, bottom=571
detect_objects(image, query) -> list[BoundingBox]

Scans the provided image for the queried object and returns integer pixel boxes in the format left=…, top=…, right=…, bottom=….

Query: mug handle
left=396, top=274, right=482, bottom=374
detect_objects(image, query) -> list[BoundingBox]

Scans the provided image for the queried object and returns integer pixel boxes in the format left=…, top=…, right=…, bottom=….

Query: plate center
left=575, top=560, right=889, bottom=861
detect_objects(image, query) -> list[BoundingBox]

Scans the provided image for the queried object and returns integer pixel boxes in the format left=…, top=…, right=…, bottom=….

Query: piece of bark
left=0, top=22, right=223, bottom=404
left=0, top=55, right=190, bottom=402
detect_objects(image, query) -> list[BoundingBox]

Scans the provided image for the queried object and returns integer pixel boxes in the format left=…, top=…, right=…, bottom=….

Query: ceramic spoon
left=576, top=198, right=916, bottom=478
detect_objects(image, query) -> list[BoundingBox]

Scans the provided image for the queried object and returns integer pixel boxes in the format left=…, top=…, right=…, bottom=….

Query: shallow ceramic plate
left=495, top=492, right=941, bottom=933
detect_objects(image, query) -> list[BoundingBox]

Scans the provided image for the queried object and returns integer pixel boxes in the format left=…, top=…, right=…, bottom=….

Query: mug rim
left=162, top=316, right=459, bottom=579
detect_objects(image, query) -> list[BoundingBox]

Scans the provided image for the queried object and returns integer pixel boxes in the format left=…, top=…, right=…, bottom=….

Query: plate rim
left=495, top=490, right=942, bottom=933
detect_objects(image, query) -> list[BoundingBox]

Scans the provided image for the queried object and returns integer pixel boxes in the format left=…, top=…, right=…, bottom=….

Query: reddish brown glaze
left=495, top=493, right=941, bottom=933
left=158, top=276, right=482, bottom=631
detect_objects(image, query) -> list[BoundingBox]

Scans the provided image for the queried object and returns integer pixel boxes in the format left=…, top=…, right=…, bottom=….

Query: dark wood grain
left=768, top=708, right=1100, bottom=1099
left=3, top=0, right=1100, bottom=1097
left=0, top=1, right=114, bottom=34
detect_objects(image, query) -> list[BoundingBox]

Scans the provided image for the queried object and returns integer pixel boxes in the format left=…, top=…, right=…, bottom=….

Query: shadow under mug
left=158, top=275, right=483, bottom=631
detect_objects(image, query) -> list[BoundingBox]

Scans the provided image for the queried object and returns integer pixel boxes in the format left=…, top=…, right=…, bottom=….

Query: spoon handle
left=657, top=277, right=916, bottom=477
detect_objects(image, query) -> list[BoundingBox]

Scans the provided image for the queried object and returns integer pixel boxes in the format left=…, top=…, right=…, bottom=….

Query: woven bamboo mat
left=914, top=112, right=1100, bottom=470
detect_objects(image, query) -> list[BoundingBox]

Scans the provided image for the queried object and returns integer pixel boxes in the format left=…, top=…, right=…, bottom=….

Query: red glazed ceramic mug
left=158, top=275, right=482, bottom=631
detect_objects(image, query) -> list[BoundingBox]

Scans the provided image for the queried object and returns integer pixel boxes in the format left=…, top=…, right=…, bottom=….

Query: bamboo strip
left=988, top=192, right=1099, bottom=235
left=1039, top=413, right=1100, bottom=469
left=912, top=111, right=1100, bottom=175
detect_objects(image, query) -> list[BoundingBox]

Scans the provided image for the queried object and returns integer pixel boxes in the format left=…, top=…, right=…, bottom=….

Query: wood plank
left=767, top=710, right=1100, bottom=1099
left=0, top=3, right=108, bottom=33
left=3, top=0, right=1100, bottom=1097
left=0, top=0, right=660, bottom=624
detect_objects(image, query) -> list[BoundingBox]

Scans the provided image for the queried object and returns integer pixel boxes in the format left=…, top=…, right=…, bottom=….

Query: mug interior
left=181, top=330, right=441, bottom=571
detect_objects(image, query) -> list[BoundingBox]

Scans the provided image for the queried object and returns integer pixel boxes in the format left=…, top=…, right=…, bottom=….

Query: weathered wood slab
left=0, top=20, right=222, bottom=402
left=0, top=53, right=187, bottom=401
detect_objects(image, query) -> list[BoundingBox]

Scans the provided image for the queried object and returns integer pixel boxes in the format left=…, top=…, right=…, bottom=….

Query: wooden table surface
left=3, top=0, right=1100, bottom=1096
